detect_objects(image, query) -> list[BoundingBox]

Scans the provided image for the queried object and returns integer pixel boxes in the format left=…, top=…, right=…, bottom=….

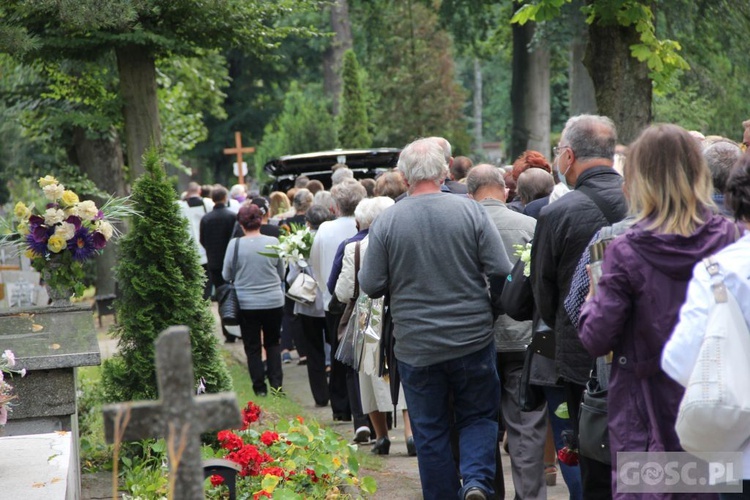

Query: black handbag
left=217, top=238, right=241, bottom=326
left=501, top=256, right=534, bottom=322
left=578, top=359, right=611, bottom=464
left=327, top=295, right=347, bottom=315
left=519, top=345, right=546, bottom=412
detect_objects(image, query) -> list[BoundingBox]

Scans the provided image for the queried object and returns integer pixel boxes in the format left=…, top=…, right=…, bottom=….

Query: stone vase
left=41, top=266, right=73, bottom=308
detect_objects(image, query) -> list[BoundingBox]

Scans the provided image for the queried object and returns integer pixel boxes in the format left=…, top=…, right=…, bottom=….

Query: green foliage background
left=101, top=147, right=232, bottom=402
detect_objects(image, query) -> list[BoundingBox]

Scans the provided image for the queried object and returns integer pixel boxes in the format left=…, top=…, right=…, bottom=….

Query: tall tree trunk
left=116, top=44, right=161, bottom=180
left=568, top=0, right=597, bottom=115
left=71, top=127, right=128, bottom=297
left=473, top=58, right=484, bottom=154
left=323, top=0, right=353, bottom=117
left=511, top=18, right=551, bottom=159
left=584, top=21, right=652, bottom=144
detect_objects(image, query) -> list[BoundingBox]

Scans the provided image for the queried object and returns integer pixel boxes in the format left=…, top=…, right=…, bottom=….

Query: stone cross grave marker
left=103, top=326, right=241, bottom=500
left=223, top=131, right=255, bottom=186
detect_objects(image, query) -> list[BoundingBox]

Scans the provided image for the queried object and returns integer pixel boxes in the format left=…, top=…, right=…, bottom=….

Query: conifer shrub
left=101, top=147, right=232, bottom=402
left=338, top=50, right=371, bottom=149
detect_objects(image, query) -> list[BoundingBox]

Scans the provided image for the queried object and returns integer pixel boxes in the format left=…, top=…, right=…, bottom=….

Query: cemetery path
left=86, top=306, right=572, bottom=499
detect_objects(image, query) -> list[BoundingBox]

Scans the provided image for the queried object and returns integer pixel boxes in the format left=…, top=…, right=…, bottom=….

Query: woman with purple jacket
left=578, top=124, right=739, bottom=499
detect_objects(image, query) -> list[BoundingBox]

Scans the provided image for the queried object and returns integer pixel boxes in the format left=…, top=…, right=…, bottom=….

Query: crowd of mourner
left=180, top=115, right=750, bottom=500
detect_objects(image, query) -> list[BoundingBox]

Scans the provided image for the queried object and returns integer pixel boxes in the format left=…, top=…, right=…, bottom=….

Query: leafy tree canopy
left=1, top=0, right=321, bottom=60
left=511, top=0, right=689, bottom=94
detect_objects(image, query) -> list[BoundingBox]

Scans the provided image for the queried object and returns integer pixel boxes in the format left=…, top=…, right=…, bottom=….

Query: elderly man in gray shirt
left=467, top=164, right=547, bottom=500
left=359, top=138, right=511, bottom=500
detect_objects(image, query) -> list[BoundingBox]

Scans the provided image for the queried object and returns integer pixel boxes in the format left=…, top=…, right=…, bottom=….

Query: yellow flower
left=14, top=202, right=30, bottom=220
left=24, top=248, right=37, bottom=259
left=17, top=221, right=29, bottom=236
left=61, top=190, right=79, bottom=207
left=38, top=175, right=58, bottom=187
left=47, top=235, right=66, bottom=253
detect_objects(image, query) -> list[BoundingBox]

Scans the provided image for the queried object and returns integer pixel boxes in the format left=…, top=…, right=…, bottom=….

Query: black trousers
left=564, top=380, right=612, bottom=500
left=239, top=308, right=283, bottom=395
left=324, top=311, right=369, bottom=429
left=299, top=314, right=329, bottom=406
left=281, top=297, right=305, bottom=355
left=325, top=311, right=352, bottom=418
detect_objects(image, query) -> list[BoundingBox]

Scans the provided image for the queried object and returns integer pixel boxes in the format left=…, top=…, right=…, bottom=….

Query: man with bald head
left=531, top=115, right=627, bottom=497
left=467, top=165, right=545, bottom=499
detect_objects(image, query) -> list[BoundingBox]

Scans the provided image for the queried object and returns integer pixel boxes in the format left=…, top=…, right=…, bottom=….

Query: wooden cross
left=102, top=326, right=241, bottom=500
left=223, top=131, right=255, bottom=185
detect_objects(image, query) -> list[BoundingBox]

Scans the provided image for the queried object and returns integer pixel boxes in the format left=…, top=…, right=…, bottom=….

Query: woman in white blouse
left=335, top=196, right=416, bottom=456
left=663, top=153, right=750, bottom=499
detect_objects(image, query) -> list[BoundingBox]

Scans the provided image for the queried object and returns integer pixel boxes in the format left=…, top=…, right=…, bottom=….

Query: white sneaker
left=354, top=426, right=371, bottom=443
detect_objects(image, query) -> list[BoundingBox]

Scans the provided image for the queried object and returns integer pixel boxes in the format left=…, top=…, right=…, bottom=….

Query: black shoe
left=297, top=357, right=307, bottom=366
left=371, top=436, right=390, bottom=455
left=255, top=391, right=267, bottom=397
left=406, top=436, right=417, bottom=457
left=224, top=338, right=236, bottom=344
left=464, top=487, right=487, bottom=500
left=353, top=426, right=371, bottom=444
left=332, top=413, right=352, bottom=422
left=315, top=402, right=329, bottom=408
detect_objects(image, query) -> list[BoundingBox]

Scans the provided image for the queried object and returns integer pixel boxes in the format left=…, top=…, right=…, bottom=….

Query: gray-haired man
left=360, top=138, right=511, bottom=500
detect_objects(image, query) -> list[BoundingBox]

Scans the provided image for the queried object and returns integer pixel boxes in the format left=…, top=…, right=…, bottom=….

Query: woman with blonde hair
left=268, top=191, right=292, bottom=222
left=578, top=124, right=739, bottom=499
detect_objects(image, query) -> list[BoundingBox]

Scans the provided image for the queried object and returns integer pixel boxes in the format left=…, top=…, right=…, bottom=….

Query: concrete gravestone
left=103, top=326, right=241, bottom=499
left=0, top=303, right=101, bottom=499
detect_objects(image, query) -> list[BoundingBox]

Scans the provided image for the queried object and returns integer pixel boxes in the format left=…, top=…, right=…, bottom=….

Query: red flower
left=295, top=415, right=304, bottom=424
left=260, top=466, right=285, bottom=478
left=217, top=430, right=243, bottom=451
left=210, top=474, right=224, bottom=486
left=241, top=401, right=262, bottom=429
left=305, top=468, right=319, bottom=483
left=557, top=446, right=579, bottom=466
left=227, top=443, right=273, bottom=477
left=253, top=491, right=272, bottom=499
left=260, top=431, right=280, bottom=446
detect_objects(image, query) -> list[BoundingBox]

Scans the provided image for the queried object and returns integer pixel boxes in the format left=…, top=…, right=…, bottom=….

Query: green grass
left=78, top=365, right=112, bottom=472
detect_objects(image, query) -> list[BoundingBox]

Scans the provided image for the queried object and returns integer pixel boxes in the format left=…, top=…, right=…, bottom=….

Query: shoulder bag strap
left=230, top=238, right=240, bottom=284
left=577, top=185, right=619, bottom=224
left=704, top=256, right=728, bottom=303
left=353, top=241, right=361, bottom=299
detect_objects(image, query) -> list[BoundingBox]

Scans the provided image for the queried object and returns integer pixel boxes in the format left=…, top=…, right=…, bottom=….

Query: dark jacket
left=579, top=215, right=738, bottom=488
left=200, top=204, right=237, bottom=271
left=523, top=196, right=550, bottom=220
left=530, top=166, right=627, bottom=385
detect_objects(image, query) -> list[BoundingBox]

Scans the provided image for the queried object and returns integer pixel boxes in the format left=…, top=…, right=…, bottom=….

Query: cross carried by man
left=102, top=326, right=241, bottom=499
left=223, top=131, right=254, bottom=185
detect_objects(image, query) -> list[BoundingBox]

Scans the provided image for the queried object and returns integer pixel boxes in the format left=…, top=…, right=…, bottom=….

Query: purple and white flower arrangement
left=6, top=175, right=136, bottom=298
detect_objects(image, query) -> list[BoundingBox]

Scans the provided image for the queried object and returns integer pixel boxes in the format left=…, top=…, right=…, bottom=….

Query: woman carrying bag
left=578, top=124, right=739, bottom=499
left=223, top=203, right=285, bottom=397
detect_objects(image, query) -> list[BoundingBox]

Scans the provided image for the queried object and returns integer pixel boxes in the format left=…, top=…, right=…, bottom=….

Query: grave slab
left=0, top=431, right=75, bottom=499
left=0, top=303, right=102, bottom=500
